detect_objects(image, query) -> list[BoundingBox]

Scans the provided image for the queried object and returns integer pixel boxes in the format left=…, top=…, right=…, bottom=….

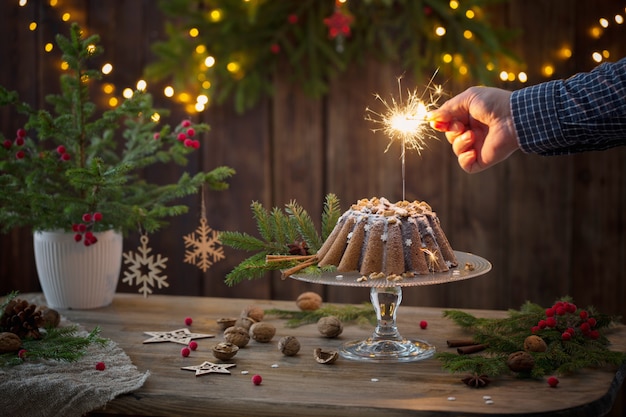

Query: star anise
left=287, top=240, right=309, bottom=256
left=461, top=373, right=491, bottom=388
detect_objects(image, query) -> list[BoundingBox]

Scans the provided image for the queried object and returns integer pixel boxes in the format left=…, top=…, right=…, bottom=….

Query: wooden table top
left=56, top=293, right=625, bottom=417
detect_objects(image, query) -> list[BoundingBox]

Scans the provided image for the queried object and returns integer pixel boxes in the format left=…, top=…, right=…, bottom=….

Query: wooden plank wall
left=1, top=0, right=625, bottom=322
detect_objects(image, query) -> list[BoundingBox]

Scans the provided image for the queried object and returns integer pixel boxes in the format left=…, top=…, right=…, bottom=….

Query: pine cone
left=1, top=299, right=44, bottom=339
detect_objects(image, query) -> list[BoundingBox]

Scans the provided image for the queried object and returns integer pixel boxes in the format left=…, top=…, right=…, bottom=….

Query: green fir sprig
left=220, top=194, right=341, bottom=286
left=437, top=298, right=626, bottom=379
left=265, top=303, right=376, bottom=328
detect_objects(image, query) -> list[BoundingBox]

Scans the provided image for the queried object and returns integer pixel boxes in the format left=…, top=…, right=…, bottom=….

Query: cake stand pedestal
left=291, top=251, right=491, bottom=362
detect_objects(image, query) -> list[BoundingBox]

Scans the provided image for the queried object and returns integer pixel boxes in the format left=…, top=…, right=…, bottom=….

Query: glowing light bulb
left=590, top=26, right=602, bottom=38
left=463, top=30, right=473, bottom=39
left=458, top=65, right=468, bottom=75
left=602, top=50, right=610, bottom=58
left=210, top=9, right=222, bottom=22
left=197, top=94, right=209, bottom=105
left=542, top=64, right=554, bottom=77
left=62, top=12, right=70, bottom=22
left=202, top=81, right=211, bottom=89
left=435, top=26, right=446, bottom=36
left=507, top=72, right=515, bottom=81
left=449, top=0, right=459, bottom=10
left=204, top=56, right=215, bottom=67
left=599, top=18, right=609, bottom=28
left=164, top=86, right=175, bottom=97
left=616, top=15, right=624, bottom=24
left=442, top=53, right=453, bottom=63
left=195, top=44, right=206, bottom=54
left=102, top=63, right=113, bottom=75
left=226, top=62, right=241, bottom=73
left=189, top=28, right=199, bottom=37
left=49, top=0, right=58, bottom=6
left=44, top=43, right=53, bottom=52
left=499, top=71, right=508, bottom=81
left=592, top=52, right=603, bottom=63
left=151, top=113, right=161, bottom=122
left=518, top=72, right=528, bottom=83
left=179, top=92, right=191, bottom=102
left=122, top=88, right=133, bottom=98
left=60, top=61, right=69, bottom=70
left=19, top=0, right=27, bottom=6
left=108, top=97, right=118, bottom=107
left=466, top=10, right=475, bottom=19
left=87, top=44, right=96, bottom=54
left=559, top=47, right=572, bottom=59
left=29, top=22, right=37, bottom=31
left=102, top=84, right=114, bottom=94
left=195, top=103, right=205, bottom=112
left=136, top=80, right=147, bottom=91
left=486, top=62, right=495, bottom=71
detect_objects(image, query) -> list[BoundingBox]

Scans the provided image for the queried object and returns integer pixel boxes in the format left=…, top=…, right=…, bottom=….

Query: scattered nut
left=278, top=336, right=301, bottom=356
left=523, top=335, right=547, bottom=353
left=235, top=316, right=257, bottom=330
left=212, top=342, right=239, bottom=360
left=241, top=305, right=265, bottom=322
left=249, top=322, right=276, bottom=343
left=317, top=316, right=343, bottom=338
left=216, top=317, right=237, bottom=331
left=0, top=332, right=22, bottom=353
left=223, top=326, right=251, bottom=348
left=507, top=351, right=535, bottom=372
left=313, top=348, right=339, bottom=364
left=37, top=307, right=61, bottom=328
left=296, top=292, right=323, bottom=311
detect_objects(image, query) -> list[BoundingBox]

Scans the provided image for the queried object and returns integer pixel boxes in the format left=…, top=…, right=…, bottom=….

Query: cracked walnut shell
left=250, top=322, right=276, bottom=343
left=223, top=326, right=251, bottom=348
left=317, top=316, right=343, bottom=338
left=212, top=342, right=239, bottom=361
left=313, top=348, right=339, bottom=364
left=296, top=292, right=322, bottom=311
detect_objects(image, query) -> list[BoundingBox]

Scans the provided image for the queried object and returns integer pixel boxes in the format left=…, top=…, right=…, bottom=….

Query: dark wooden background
left=1, top=1, right=625, bottom=413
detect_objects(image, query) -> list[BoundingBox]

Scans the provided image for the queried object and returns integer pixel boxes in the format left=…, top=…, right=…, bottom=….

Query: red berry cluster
left=3, top=128, right=28, bottom=159
left=56, top=145, right=71, bottom=161
left=72, top=212, right=103, bottom=246
left=176, top=120, right=200, bottom=149
left=531, top=301, right=600, bottom=341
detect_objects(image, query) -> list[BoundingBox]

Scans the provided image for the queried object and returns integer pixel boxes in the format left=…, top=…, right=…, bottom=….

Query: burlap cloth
left=0, top=299, right=150, bottom=417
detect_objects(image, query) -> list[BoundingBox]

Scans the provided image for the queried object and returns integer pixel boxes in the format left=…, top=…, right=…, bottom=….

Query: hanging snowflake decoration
left=122, top=234, right=169, bottom=297
left=183, top=217, right=225, bottom=272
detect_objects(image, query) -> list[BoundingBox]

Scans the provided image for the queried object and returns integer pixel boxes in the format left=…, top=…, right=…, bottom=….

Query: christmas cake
left=316, top=197, right=457, bottom=276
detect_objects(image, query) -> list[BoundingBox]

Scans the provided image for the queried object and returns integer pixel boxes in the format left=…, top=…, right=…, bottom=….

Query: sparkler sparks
left=365, top=73, right=444, bottom=156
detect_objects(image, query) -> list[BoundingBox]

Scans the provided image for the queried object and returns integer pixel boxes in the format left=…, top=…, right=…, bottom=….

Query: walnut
left=212, top=342, right=239, bottom=361
left=249, top=322, right=276, bottom=343
left=507, top=351, right=535, bottom=372
left=235, top=316, right=257, bottom=330
left=40, top=307, right=61, bottom=328
left=216, top=317, right=237, bottom=331
left=0, top=332, right=21, bottom=353
left=223, top=326, right=251, bottom=348
left=523, top=335, right=547, bottom=352
left=296, top=292, right=323, bottom=311
left=313, top=348, right=339, bottom=364
left=241, top=305, right=265, bottom=322
left=317, top=316, right=343, bottom=338
left=278, top=336, right=301, bottom=356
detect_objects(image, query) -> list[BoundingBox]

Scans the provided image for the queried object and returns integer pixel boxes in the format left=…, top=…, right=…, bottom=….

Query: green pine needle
left=265, top=303, right=376, bottom=328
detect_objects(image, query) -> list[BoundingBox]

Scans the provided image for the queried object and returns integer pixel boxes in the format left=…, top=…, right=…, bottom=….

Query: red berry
left=555, top=307, right=566, bottom=316
left=184, top=317, right=193, bottom=326
left=74, top=233, right=82, bottom=242
left=579, top=310, right=589, bottom=320
left=589, top=330, right=600, bottom=340
left=184, top=138, right=193, bottom=147
left=16, top=128, right=27, bottom=138
left=177, top=133, right=187, bottom=142
left=587, top=317, right=597, bottom=327
left=78, top=223, right=87, bottom=232
left=15, top=150, right=25, bottom=159
left=270, top=43, right=280, bottom=54
left=181, top=347, right=191, bottom=357
left=95, top=361, right=106, bottom=371
left=93, top=212, right=103, bottom=222
left=538, top=319, right=547, bottom=329
left=251, top=374, right=262, bottom=385
left=186, top=128, right=195, bottom=137
left=2, top=139, right=11, bottom=149
left=189, top=341, right=198, bottom=351
left=566, top=303, right=576, bottom=313
left=153, top=133, right=160, bottom=140
left=419, top=320, right=428, bottom=329
left=545, top=308, right=555, bottom=317
left=547, top=376, right=559, bottom=387
left=531, top=326, right=540, bottom=334
left=191, top=140, right=200, bottom=149
left=18, top=349, right=27, bottom=359
left=57, top=145, right=66, bottom=154
left=561, top=332, right=572, bottom=341
left=60, top=153, right=71, bottom=161
left=82, top=213, right=92, bottom=222
left=580, top=322, right=590, bottom=333
left=72, top=224, right=80, bottom=232
left=287, top=14, right=298, bottom=24
left=566, top=327, right=576, bottom=335
left=181, top=120, right=192, bottom=128
left=545, top=317, right=557, bottom=328
left=15, top=137, right=25, bottom=146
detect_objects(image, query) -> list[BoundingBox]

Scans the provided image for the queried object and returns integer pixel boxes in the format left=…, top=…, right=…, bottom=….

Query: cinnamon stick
left=446, top=339, right=477, bottom=348
left=457, top=343, right=489, bottom=355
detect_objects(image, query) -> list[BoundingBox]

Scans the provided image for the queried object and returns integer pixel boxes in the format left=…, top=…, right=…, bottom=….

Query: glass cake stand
left=291, top=251, right=491, bottom=362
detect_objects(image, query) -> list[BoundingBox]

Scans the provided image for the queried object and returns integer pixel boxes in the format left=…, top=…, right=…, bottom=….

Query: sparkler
left=365, top=72, right=444, bottom=200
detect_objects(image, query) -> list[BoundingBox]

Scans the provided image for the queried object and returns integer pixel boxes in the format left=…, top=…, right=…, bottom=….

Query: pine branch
left=321, top=193, right=341, bottom=242
left=265, top=303, right=376, bottom=328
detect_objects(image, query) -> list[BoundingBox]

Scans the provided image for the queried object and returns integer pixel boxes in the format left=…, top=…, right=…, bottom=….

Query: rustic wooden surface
left=39, top=293, right=624, bottom=417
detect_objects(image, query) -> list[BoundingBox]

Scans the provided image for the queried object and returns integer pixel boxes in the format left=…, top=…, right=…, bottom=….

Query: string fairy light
left=365, top=71, right=444, bottom=200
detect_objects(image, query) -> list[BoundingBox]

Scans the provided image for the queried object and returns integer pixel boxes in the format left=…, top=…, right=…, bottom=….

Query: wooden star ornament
left=182, top=361, right=236, bottom=376
left=142, top=328, right=214, bottom=345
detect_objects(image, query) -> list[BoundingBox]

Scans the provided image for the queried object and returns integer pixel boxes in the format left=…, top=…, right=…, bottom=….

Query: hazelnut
left=241, top=305, right=265, bottom=322
left=507, top=351, right=535, bottom=372
left=212, top=341, right=239, bottom=361
left=223, top=326, right=251, bottom=348
left=523, top=335, right=547, bottom=352
left=296, top=292, right=323, bottom=311
left=250, top=322, right=276, bottom=343
left=0, top=332, right=22, bottom=353
left=278, top=336, right=301, bottom=356
left=216, top=317, right=237, bottom=331
left=313, top=348, right=339, bottom=364
left=317, top=316, right=343, bottom=338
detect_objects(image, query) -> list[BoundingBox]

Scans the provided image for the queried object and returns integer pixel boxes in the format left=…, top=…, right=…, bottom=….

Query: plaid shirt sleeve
left=510, top=57, right=626, bottom=155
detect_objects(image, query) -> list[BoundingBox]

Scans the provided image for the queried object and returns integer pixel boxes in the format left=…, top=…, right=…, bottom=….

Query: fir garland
left=220, top=193, right=341, bottom=285
left=266, top=303, right=377, bottom=328
left=437, top=298, right=626, bottom=380
left=148, top=0, right=515, bottom=112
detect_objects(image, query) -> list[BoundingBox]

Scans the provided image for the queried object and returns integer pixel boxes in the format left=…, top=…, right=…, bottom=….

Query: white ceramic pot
left=33, top=230, right=123, bottom=309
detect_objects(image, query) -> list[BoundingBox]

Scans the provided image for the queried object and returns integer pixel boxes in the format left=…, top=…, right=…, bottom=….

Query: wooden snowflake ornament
left=183, top=217, right=225, bottom=272
left=122, top=234, right=169, bottom=297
